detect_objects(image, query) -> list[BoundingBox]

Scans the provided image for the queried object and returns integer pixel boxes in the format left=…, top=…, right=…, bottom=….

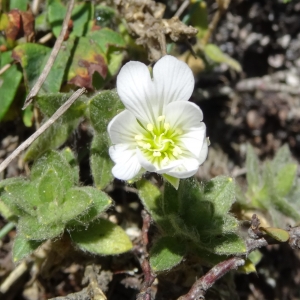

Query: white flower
left=108, top=55, right=208, bottom=182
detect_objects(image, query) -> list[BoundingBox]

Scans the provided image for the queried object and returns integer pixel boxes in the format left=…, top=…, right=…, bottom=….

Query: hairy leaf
left=70, top=218, right=132, bottom=255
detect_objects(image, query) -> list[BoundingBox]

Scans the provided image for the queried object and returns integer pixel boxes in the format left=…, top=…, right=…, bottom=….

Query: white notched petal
left=109, top=144, right=141, bottom=180
left=165, top=101, right=203, bottom=130
left=117, top=61, right=156, bottom=124
left=153, top=55, right=194, bottom=113
left=108, top=109, right=145, bottom=145
left=198, top=137, right=208, bottom=165
left=166, top=157, right=200, bottom=178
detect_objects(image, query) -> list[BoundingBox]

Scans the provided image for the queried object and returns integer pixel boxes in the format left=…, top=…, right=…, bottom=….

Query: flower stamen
left=157, top=115, right=165, bottom=122
left=147, top=124, right=154, bottom=131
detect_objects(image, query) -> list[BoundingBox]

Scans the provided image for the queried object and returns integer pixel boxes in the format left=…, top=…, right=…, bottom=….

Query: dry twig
left=177, top=257, right=245, bottom=300
left=174, top=0, right=190, bottom=18
left=136, top=210, right=156, bottom=300
left=23, top=0, right=75, bottom=109
left=0, top=63, right=12, bottom=76
left=0, top=88, right=86, bottom=174
left=202, top=0, right=231, bottom=46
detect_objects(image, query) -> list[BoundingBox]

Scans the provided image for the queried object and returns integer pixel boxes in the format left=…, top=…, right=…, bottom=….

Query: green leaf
left=38, top=168, right=65, bottom=204
left=203, top=176, right=236, bottom=216
left=162, top=174, right=180, bottom=190
left=239, top=258, right=257, bottom=274
left=88, top=28, right=126, bottom=54
left=107, top=50, right=124, bottom=77
left=204, top=44, right=242, bottom=72
left=88, top=91, right=125, bottom=188
left=24, top=93, right=86, bottom=161
left=272, top=195, right=300, bottom=221
left=13, top=235, right=42, bottom=263
left=12, top=41, right=73, bottom=93
left=87, top=28, right=126, bottom=79
left=271, top=144, right=293, bottom=171
left=90, top=133, right=114, bottom=189
left=18, top=215, right=64, bottom=240
left=260, top=227, right=290, bottom=242
left=59, top=187, right=98, bottom=223
left=48, top=1, right=92, bottom=38
left=36, top=92, right=87, bottom=122
left=94, top=5, right=116, bottom=28
left=88, top=90, right=124, bottom=133
left=65, top=37, right=107, bottom=89
left=24, top=120, right=80, bottom=161
left=10, top=0, right=29, bottom=10
left=0, top=200, right=17, bottom=221
left=70, top=218, right=132, bottom=255
left=207, top=234, right=246, bottom=255
left=162, top=181, right=181, bottom=215
left=67, top=187, right=112, bottom=227
left=137, top=180, right=164, bottom=225
left=150, top=236, right=185, bottom=272
left=60, top=147, right=80, bottom=184
left=4, top=180, right=40, bottom=216
left=274, top=163, right=297, bottom=197
left=1, top=193, right=25, bottom=218
left=30, top=150, right=76, bottom=186
left=22, top=105, right=34, bottom=127
left=189, top=1, right=208, bottom=39
left=246, top=144, right=260, bottom=189
left=0, top=63, right=23, bottom=121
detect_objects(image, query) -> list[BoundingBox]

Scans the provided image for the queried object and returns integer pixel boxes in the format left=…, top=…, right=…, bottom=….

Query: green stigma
left=135, top=115, right=183, bottom=166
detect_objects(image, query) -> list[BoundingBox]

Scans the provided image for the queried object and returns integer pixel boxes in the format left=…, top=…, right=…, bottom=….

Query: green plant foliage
left=138, top=177, right=246, bottom=270
left=94, top=5, right=116, bottom=28
left=9, top=0, right=29, bottom=10
left=0, top=149, right=113, bottom=260
left=48, top=0, right=92, bottom=38
left=90, top=133, right=114, bottom=189
left=188, top=0, right=208, bottom=39
left=24, top=93, right=86, bottom=161
left=67, top=187, right=112, bottom=227
left=150, top=236, right=185, bottom=272
left=260, top=227, right=290, bottom=242
left=65, top=36, right=107, bottom=89
left=70, top=218, right=132, bottom=255
left=89, top=90, right=124, bottom=133
left=13, top=235, right=43, bottom=263
left=89, top=90, right=124, bottom=187
left=204, top=44, right=242, bottom=72
left=87, top=28, right=126, bottom=78
left=60, top=147, right=80, bottom=184
left=88, top=28, right=126, bottom=54
left=30, top=150, right=77, bottom=185
left=0, top=51, right=23, bottom=121
left=18, top=215, right=65, bottom=240
left=12, top=41, right=73, bottom=92
left=243, top=144, right=300, bottom=225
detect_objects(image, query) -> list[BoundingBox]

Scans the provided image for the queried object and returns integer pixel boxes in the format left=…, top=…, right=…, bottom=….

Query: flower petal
left=153, top=55, right=194, bottom=113
left=180, top=124, right=206, bottom=159
left=198, top=137, right=208, bottom=165
left=136, top=148, right=182, bottom=174
left=117, top=61, right=156, bottom=124
left=108, top=109, right=145, bottom=145
left=166, top=157, right=200, bottom=178
left=109, top=144, right=141, bottom=180
left=165, top=101, right=203, bottom=130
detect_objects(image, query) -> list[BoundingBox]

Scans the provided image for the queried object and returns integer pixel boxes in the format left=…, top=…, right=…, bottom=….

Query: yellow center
left=135, top=115, right=183, bottom=166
